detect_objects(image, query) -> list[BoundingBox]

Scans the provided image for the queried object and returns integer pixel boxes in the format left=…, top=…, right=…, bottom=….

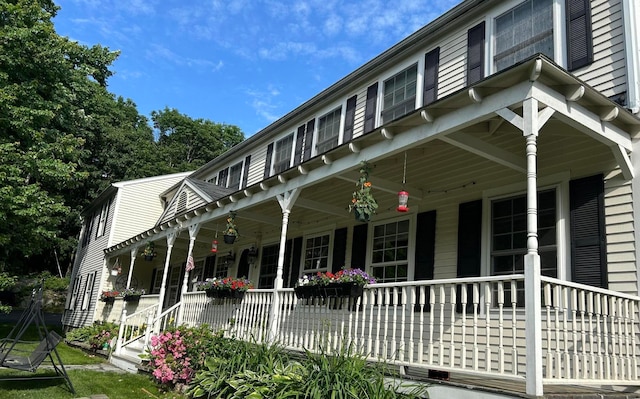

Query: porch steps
left=109, top=340, right=146, bottom=373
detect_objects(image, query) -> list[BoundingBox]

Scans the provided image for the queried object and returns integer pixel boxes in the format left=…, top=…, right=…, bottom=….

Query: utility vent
left=176, top=192, right=188, bottom=214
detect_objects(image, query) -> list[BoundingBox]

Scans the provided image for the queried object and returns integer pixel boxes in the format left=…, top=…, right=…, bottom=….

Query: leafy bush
left=188, top=341, right=427, bottom=399
left=66, top=321, right=119, bottom=351
left=0, top=272, right=17, bottom=313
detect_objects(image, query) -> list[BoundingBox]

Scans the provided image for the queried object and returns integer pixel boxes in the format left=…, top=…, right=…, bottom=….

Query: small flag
left=186, top=255, right=195, bottom=271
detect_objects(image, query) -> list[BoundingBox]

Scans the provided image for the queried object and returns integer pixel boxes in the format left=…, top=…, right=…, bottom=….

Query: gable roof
left=157, top=178, right=235, bottom=225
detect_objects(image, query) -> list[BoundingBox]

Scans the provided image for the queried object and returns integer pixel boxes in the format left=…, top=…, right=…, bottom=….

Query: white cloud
left=146, top=44, right=224, bottom=72
left=246, top=85, right=282, bottom=123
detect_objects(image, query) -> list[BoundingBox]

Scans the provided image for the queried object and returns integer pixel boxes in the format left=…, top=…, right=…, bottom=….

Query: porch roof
left=105, top=55, right=640, bottom=256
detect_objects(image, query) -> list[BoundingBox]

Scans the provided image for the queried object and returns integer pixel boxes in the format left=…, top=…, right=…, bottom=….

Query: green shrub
left=0, top=272, right=17, bottom=313
left=66, top=321, right=119, bottom=351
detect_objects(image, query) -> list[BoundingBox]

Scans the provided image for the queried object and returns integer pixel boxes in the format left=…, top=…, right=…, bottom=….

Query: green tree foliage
left=0, top=0, right=245, bottom=274
left=152, top=107, right=244, bottom=172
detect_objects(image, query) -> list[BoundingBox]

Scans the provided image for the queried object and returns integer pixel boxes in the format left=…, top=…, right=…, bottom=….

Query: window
left=215, top=254, right=234, bottom=279
left=491, top=189, right=557, bottom=305
left=316, top=107, right=342, bottom=154
left=228, top=161, right=243, bottom=190
left=303, top=233, right=330, bottom=273
left=381, top=64, right=417, bottom=123
left=258, top=244, right=279, bottom=288
left=273, top=134, right=294, bottom=174
left=371, top=220, right=409, bottom=283
left=494, top=0, right=553, bottom=72
left=96, top=200, right=110, bottom=238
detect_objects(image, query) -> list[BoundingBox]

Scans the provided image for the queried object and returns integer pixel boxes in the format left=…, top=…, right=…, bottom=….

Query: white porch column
left=125, top=247, right=139, bottom=289
left=523, top=97, right=543, bottom=397
left=156, top=232, right=178, bottom=321
left=177, top=224, right=200, bottom=325
left=268, top=189, right=300, bottom=342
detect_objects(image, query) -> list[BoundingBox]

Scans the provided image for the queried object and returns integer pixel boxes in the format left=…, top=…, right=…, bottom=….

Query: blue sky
left=55, top=0, right=462, bottom=137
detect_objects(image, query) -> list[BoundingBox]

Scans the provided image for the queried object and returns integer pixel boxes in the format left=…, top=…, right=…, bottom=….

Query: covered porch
left=103, top=57, right=640, bottom=397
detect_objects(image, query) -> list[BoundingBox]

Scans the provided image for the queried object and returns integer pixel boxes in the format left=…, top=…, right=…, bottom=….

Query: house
left=87, top=0, right=640, bottom=396
left=62, top=172, right=190, bottom=330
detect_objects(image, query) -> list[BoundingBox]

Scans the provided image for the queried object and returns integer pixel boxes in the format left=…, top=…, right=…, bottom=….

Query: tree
left=152, top=107, right=244, bottom=172
left=0, top=0, right=118, bottom=272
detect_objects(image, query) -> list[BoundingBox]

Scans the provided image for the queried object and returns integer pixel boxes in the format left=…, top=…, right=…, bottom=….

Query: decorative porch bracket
left=267, top=189, right=300, bottom=342
left=156, top=231, right=178, bottom=321
left=126, top=247, right=139, bottom=289
left=178, top=224, right=201, bottom=325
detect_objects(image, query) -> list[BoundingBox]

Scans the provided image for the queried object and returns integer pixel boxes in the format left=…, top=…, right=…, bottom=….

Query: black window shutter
left=264, top=143, right=274, bottom=179
left=351, top=224, right=368, bottom=270
left=570, top=174, right=607, bottom=288
left=566, top=0, right=593, bottom=71
left=294, top=125, right=305, bottom=166
left=466, top=22, right=485, bottom=85
left=149, top=268, right=157, bottom=293
left=423, top=47, right=440, bottom=105
left=288, top=237, right=303, bottom=288
left=415, top=210, right=436, bottom=280
left=456, top=199, right=482, bottom=313
left=303, top=119, right=315, bottom=161
left=237, top=249, right=250, bottom=279
left=241, top=155, right=251, bottom=189
left=218, top=168, right=229, bottom=187
left=343, top=95, right=357, bottom=142
left=204, top=255, right=216, bottom=279
left=332, top=228, right=348, bottom=273
left=364, top=83, right=378, bottom=134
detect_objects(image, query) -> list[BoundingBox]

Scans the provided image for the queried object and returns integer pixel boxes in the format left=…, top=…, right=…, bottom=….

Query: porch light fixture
left=397, top=152, right=409, bottom=213
left=211, top=239, right=218, bottom=253
left=247, top=246, right=259, bottom=266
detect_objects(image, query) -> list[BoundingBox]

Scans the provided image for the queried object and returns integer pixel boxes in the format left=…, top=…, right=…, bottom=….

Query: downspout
left=623, top=0, right=640, bottom=114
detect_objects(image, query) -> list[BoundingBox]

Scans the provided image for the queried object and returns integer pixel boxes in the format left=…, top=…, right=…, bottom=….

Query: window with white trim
left=228, top=161, right=243, bottom=190
left=302, top=233, right=330, bottom=273
left=215, top=254, right=233, bottom=279
left=371, top=219, right=409, bottom=283
left=258, top=244, right=279, bottom=288
left=381, top=64, right=417, bottom=123
left=81, top=216, right=94, bottom=248
left=494, top=0, right=553, bottom=72
left=491, top=189, right=557, bottom=305
left=273, top=134, right=294, bottom=174
left=316, top=107, right=342, bottom=154
left=96, top=200, right=110, bottom=238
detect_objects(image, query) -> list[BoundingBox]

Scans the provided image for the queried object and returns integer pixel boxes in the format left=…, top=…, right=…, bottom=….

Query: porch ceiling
left=105, top=55, right=640, bottom=258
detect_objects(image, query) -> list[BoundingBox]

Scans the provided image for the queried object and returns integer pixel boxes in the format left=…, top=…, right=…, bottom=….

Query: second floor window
left=316, top=107, right=341, bottom=154
left=96, top=200, right=110, bottom=238
left=494, top=0, right=553, bottom=72
left=274, top=134, right=294, bottom=174
left=228, top=162, right=243, bottom=190
left=382, top=64, right=417, bottom=124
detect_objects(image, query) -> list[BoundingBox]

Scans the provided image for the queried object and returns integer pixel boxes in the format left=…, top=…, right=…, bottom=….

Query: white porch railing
left=116, top=303, right=158, bottom=353
left=177, top=275, right=640, bottom=388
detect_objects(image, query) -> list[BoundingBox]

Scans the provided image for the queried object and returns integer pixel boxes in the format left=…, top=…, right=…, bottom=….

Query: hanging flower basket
left=222, top=211, right=239, bottom=244
left=223, top=234, right=236, bottom=244
left=348, top=161, right=378, bottom=222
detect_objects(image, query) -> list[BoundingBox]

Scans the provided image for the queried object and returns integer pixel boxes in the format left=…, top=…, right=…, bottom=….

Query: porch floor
left=417, top=371, right=640, bottom=398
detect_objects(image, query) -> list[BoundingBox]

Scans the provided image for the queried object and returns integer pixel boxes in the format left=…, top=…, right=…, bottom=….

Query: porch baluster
left=511, top=280, right=518, bottom=375
left=554, top=284, right=562, bottom=378
left=484, top=282, right=491, bottom=372
left=571, top=288, right=579, bottom=380
left=562, top=286, right=570, bottom=379
left=497, top=281, right=505, bottom=374
left=365, top=288, right=375, bottom=356
left=544, top=282, right=552, bottom=378
left=408, top=286, right=416, bottom=364
left=391, top=287, right=398, bottom=360
left=449, top=284, right=456, bottom=368
left=630, top=300, right=638, bottom=379
left=595, top=293, right=603, bottom=378
left=427, top=285, right=435, bottom=365
left=438, top=285, right=445, bottom=367
left=602, top=295, right=611, bottom=380
left=472, top=283, right=479, bottom=371
left=460, top=283, right=467, bottom=370
left=399, top=286, right=407, bottom=362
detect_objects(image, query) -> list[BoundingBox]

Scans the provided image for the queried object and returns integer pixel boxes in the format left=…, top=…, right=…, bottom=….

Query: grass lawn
left=0, top=323, right=187, bottom=398
left=0, top=369, right=187, bottom=399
